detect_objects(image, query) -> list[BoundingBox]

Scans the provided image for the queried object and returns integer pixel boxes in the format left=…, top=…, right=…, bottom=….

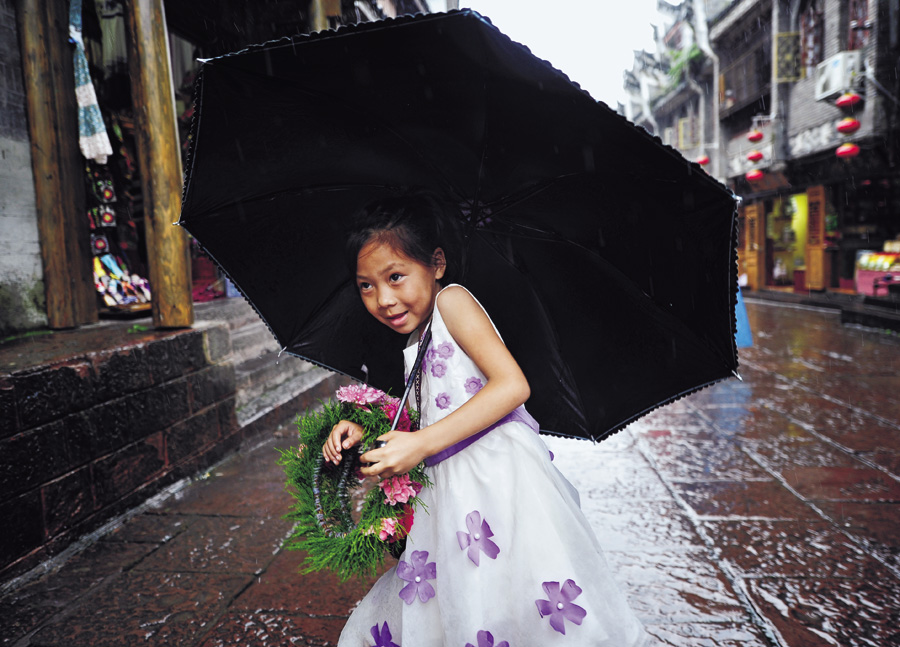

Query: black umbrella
left=179, top=9, right=739, bottom=442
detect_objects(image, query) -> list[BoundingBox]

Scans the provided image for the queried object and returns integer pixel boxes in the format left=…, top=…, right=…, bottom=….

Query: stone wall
left=0, top=0, right=46, bottom=336
left=0, top=323, right=239, bottom=580
left=785, top=0, right=878, bottom=148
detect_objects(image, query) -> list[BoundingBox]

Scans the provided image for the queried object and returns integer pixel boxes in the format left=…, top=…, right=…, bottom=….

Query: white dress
left=338, top=285, right=648, bottom=647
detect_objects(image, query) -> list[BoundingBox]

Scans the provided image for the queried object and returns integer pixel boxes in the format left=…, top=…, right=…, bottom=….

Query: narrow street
left=2, top=298, right=898, bottom=646
left=552, top=297, right=900, bottom=646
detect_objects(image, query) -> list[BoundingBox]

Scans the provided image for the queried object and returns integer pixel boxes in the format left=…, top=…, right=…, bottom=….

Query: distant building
left=623, top=0, right=900, bottom=297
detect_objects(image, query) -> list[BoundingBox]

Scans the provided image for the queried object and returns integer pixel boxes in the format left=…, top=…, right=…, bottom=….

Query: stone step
left=231, top=320, right=280, bottom=364
left=235, top=351, right=312, bottom=409
left=193, top=296, right=342, bottom=434
left=236, top=361, right=332, bottom=428
left=193, top=297, right=266, bottom=331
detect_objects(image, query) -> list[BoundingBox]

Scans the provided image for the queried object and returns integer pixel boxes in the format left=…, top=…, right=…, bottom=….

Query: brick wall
left=786, top=0, right=881, bottom=150
left=0, top=0, right=47, bottom=335
left=0, top=323, right=239, bottom=580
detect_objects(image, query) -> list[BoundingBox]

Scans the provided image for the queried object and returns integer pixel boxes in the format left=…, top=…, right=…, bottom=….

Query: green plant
left=668, top=44, right=703, bottom=85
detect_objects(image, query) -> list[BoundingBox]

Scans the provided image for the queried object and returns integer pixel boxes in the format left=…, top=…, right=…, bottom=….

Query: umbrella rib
left=487, top=174, right=580, bottom=218
left=473, top=172, right=586, bottom=230
left=465, top=71, right=492, bottom=233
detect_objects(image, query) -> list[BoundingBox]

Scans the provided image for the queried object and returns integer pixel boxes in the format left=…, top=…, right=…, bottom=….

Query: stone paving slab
left=642, top=437, right=772, bottom=481
left=780, top=465, right=900, bottom=501
left=745, top=577, right=900, bottom=647
left=700, top=520, right=883, bottom=578
left=29, top=571, right=249, bottom=647
left=231, top=549, right=384, bottom=617
left=670, top=480, right=823, bottom=519
left=578, top=499, right=703, bottom=552
left=644, top=621, right=771, bottom=647
left=606, top=549, right=748, bottom=624
left=197, top=612, right=349, bottom=647
left=131, top=515, right=292, bottom=574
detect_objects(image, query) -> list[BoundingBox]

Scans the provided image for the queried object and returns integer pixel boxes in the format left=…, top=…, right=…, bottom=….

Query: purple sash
left=424, top=407, right=540, bottom=467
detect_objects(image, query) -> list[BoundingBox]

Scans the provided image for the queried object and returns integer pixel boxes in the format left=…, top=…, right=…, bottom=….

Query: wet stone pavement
left=2, top=298, right=899, bottom=646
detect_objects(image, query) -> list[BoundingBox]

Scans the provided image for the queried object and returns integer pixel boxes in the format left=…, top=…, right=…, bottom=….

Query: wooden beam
left=16, top=0, right=97, bottom=329
left=125, top=0, right=193, bottom=328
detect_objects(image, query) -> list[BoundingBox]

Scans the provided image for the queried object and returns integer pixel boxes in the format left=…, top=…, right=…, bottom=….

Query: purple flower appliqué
left=464, top=376, right=484, bottom=395
left=436, top=341, right=455, bottom=358
left=397, top=550, right=436, bottom=604
left=456, top=510, right=500, bottom=566
left=430, top=360, right=447, bottom=378
left=370, top=622, right=401, bottom=647
left=535, top=579, right=587, bottom=635
left=465, top=630, right=509, bottom=647
left=435, top=392, right=451, bottom=410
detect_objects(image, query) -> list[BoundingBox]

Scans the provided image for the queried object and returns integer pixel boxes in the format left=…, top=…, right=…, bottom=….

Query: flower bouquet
left=278, top=384, right=430, bottom=581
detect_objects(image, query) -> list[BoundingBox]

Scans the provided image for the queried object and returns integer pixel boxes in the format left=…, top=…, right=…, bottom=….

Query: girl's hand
left=359, top=430, right=428, bottom=478
left=323, top=420, right=364, bottom=465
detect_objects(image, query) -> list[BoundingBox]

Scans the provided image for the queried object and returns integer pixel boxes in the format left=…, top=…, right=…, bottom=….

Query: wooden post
left=309, top=0, right=341, bottom=32
left=124, top=0, right=193, bottom=328
left=805, top=185, right=826, bottom=291
left=17, top=0, right=97, bottom=329
left=743, top=202, right=766, bottom=291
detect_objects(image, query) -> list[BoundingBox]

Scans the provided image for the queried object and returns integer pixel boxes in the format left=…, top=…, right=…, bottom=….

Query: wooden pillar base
left=17, top=0, right=97, bottom=329
left=125, top=0, right=193, bottom=329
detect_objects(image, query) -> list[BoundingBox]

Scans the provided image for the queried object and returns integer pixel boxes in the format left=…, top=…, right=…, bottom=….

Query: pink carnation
left=379, top=474, right=423, bottom=506
left=336, top=384, right=385, bottom=406
left=379, top=396, right=412, bottom=431
left=379, top=517, right=397, bottom=541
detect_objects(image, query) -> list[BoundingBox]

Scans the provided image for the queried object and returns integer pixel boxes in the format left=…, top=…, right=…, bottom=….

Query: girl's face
left=355, top=239, right=445, bottom=337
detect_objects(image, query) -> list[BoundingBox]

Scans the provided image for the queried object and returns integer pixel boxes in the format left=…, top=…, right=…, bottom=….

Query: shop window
left=677, top=116, right=698, bottom=149
left=719, top=38, right=771, bottom=115
left=800, top=0, right=824, bottom=78
left=766, top=196, right=808, bottom=287
left=848, top=0, right=870, bottom=50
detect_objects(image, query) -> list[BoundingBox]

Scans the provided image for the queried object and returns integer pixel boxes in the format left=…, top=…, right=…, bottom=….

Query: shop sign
left=775, top=32, right=802, bottom=82
left=807, top=185, right=825, bottom=246
left=789, top=122, right=840, bottom=157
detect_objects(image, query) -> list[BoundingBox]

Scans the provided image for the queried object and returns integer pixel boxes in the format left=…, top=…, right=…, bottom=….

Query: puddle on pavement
left=749, top=578, right=897, bottom=647
left=608, top=550, right=746, bottom=623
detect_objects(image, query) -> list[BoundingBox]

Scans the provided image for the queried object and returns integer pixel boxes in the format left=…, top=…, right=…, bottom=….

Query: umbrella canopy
left=179, top=10, right=739, bottom=442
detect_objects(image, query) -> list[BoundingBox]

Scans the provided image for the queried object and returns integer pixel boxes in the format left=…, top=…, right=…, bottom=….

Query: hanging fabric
left=70, top=0, right=113, bottom=163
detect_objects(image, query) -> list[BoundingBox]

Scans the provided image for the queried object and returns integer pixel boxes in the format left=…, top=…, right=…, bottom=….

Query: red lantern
left=747, top=150, right=763, bottom=162
left=836, top=142, right=860, bottom=158
left=836, top=117, right=861, bottom=134
left=747, top=130, right=763, bottom=142
left=835, top=92, right=862, bottom=108
left=696, top=155, right=710, bottom=166
left=746, top=169, right=764, bottom=182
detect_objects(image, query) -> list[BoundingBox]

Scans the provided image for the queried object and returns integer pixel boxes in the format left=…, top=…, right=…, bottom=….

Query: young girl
left=323, top=194, right=648, bottom=647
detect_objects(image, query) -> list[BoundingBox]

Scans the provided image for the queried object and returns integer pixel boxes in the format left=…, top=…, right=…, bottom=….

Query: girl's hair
left=345, top=190, right=465, bottom=285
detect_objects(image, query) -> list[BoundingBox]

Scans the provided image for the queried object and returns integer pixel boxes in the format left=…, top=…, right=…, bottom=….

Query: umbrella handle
left=390, top=324, right=432, bottom=431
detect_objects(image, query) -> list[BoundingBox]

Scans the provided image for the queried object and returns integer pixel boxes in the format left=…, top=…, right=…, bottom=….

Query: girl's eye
left=390, top=273, right=403, bottom=282
left=358, top=281, right=372, bottom=291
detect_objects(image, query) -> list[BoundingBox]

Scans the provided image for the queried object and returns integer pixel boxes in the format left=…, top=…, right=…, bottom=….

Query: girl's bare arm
left=360, top=286, right=530, bottom=477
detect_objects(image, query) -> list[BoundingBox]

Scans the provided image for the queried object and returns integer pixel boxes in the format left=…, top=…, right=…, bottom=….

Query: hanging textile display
left=86, top=161, right=151, bottom=309
left=70, top=0, right=152, bottom=313
left=70, top=0, right=113, bottom=163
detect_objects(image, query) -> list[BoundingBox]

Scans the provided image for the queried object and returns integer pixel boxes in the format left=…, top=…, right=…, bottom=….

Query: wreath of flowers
left=278, top=384, right=430, bottom=581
